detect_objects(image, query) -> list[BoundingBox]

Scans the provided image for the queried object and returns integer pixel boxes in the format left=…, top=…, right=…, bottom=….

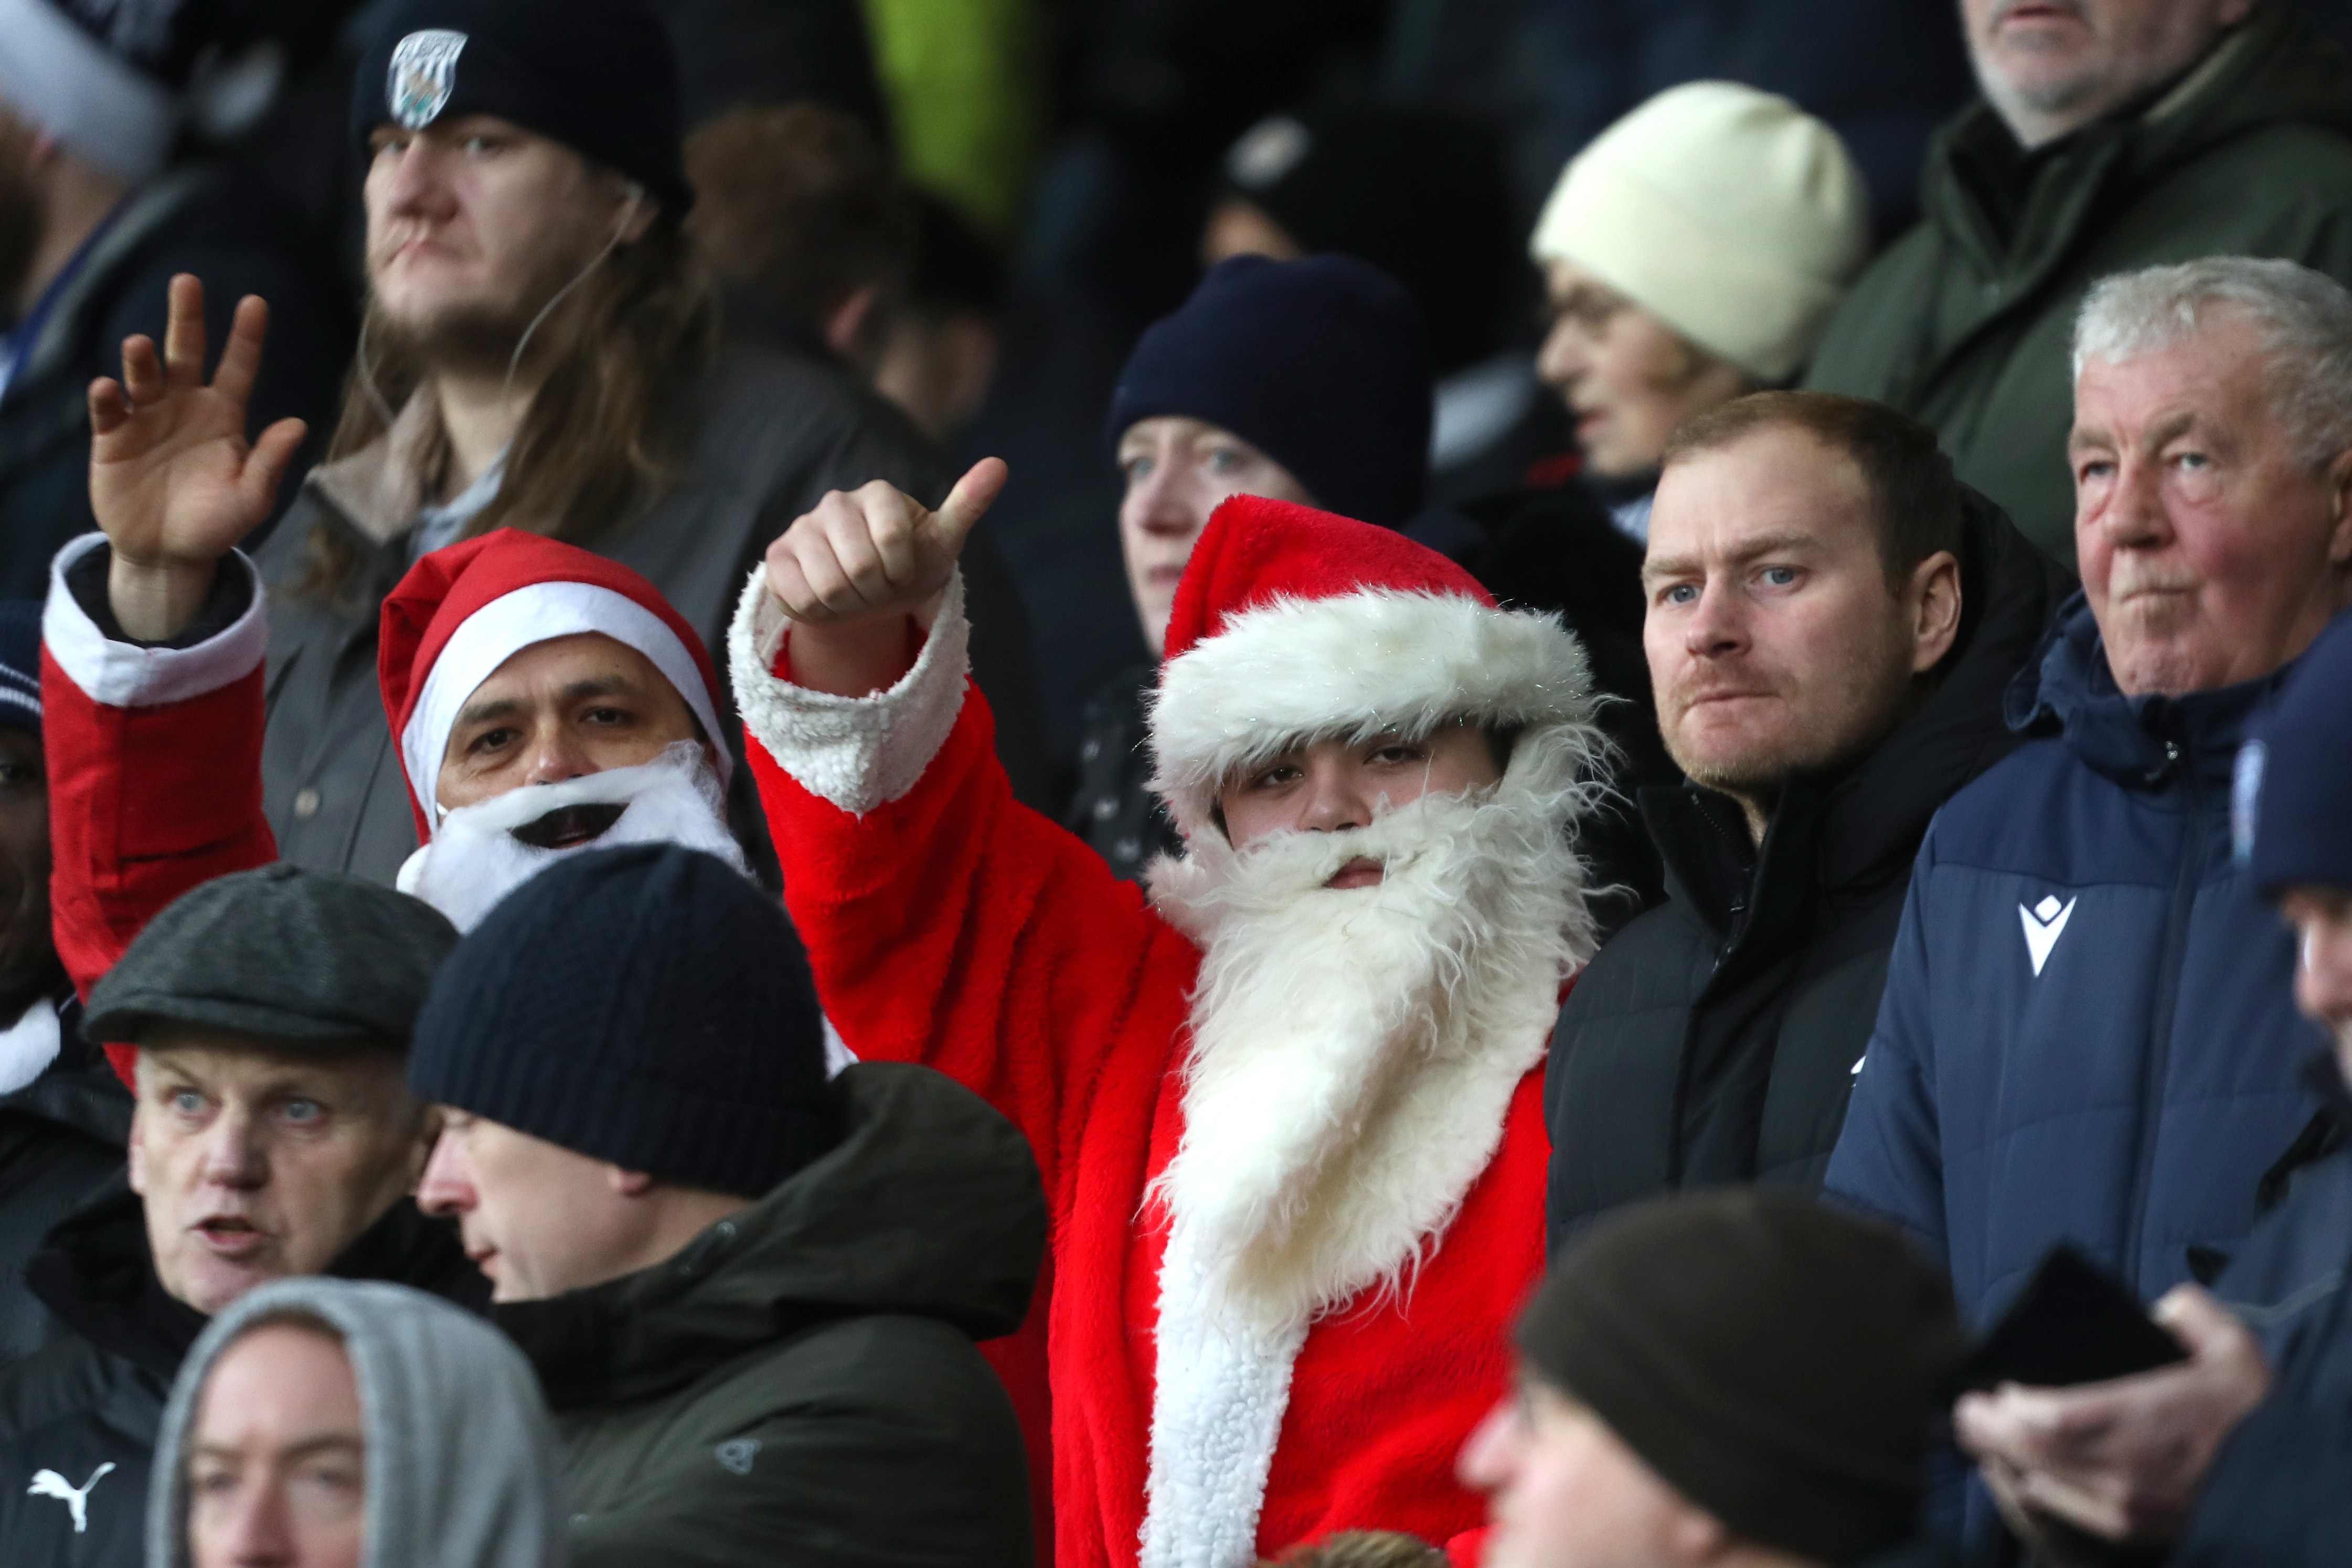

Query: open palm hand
left=88, top=274, right=307, bottom=638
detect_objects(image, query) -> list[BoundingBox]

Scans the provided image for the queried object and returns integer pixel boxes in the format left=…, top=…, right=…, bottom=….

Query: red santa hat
left=379, top=530, right=729, bottom=838
left=1147, top=495, right=1596, bottom=839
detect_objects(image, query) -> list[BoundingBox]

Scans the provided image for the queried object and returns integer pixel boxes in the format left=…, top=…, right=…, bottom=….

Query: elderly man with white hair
left=1826, top=255, right=2352, bottom=1559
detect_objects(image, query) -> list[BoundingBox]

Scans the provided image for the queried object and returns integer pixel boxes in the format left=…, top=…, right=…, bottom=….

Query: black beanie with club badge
left=351, top=0, right=692, bottom=214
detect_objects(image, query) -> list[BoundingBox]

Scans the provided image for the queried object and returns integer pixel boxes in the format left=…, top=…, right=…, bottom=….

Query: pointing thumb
left=931, top=457, right=1008, bottom=549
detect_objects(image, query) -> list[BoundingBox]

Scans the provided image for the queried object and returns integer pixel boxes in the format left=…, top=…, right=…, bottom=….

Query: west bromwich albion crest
left=389, top=29, right=469, bottom=130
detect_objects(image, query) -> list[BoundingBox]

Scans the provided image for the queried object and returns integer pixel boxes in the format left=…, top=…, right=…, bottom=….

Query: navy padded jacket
left=1825, top=592, right=2329, bottom=1546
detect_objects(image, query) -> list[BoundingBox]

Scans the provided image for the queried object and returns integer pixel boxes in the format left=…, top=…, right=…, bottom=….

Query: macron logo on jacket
left=2019, top=895, right=2076, bottom=976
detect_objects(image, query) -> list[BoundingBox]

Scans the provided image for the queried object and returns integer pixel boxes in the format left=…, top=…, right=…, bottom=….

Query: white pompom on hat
left=1529, top=81, right=1871, bottom=383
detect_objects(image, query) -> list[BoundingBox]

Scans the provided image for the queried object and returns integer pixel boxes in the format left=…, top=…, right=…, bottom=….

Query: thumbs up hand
left=764, top=459, right=1005, bottom=626
left=762, top=458, right=1007, bottom=696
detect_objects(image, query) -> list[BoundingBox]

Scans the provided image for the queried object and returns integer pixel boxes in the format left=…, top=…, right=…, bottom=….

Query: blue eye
left=1662, top=584, right=1699, bottom=606
left=1761, top=567, right=1799, bottom=587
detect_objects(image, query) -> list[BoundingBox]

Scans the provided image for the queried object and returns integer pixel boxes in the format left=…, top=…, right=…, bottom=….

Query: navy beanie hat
left=353, top=0, right=693, bottom=215
left=2244, top=609, right=2352, bottom=898
left=0, top=603, right=40, bottom=740
left=408, top=845, right=833, bottom=1197
left=1105, top=254, right=1433, bottom=528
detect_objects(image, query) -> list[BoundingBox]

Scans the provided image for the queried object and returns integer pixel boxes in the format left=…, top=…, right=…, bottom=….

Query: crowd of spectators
left=7, top=1, right=2352, bottom=1567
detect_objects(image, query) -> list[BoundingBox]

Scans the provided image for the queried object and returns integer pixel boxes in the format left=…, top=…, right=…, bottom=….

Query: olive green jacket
left=1804, top=1, right=2352, bottom=566
left=496, top=1064, right=1046, bottom=1568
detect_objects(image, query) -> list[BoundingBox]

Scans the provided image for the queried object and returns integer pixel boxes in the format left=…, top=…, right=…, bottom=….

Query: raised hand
left=763, top=458, right=1007, bottom=697
left=89, top=274, right=308, bottom=641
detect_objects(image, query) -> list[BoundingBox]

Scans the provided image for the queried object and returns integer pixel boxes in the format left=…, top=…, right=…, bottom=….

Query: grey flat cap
left=86, top=863, right=460, bottom=1049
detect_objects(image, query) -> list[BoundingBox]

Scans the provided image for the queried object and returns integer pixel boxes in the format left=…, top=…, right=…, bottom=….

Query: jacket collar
left=499, top=1063, right=1044, bottom=1413
left=2004, top=590, right=2294, bottom=791
left=1927, top=2, right=2331, bottom=281
left=308, top=391, right=448, bottom=548
left=25, top=1187, right=480, bottom=1379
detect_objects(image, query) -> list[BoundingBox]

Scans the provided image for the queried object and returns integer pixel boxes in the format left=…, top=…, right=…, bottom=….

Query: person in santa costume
left=733, top=457, right=1611, bottom=1568
left=41, top=279, right=749, bottom=1081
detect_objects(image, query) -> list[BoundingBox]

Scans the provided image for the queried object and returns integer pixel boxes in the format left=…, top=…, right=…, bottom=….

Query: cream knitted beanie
left=1530, top=82, right=1870, bottom=382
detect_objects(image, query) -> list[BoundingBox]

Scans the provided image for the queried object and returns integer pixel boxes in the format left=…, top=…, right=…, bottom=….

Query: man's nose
left=2092, top=452, right=2173, bottom=550
left=1681, top=579, right=1747, bottom=658
left=198, top=1108, right=268, bottom=1189
left=1455, top=1400, right=1518, bottom=1492
left=223, top=1481, right=296, bottom=1568
left=414, top=1130, right=475, bottom=1218
left=2295, top=927, right=2352, bottom=1032
left=519, top=725, right=594, bottom=788
left=381, top=139, right=455, bottom=219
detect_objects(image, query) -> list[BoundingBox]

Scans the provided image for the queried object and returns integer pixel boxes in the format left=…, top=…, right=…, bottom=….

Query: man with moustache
left=1544, top=392, right=2067, bottom=1252
left=41, top=282, right=762, bottom=953
left=733, top=466, right=1614, bottom=1565
left=0, top=0, right=343, bottom=600
left=0, top=863, right=470, bottom=1562
left=1828, top=257, right=2352, bottom=1557
left=248, top=0, right=1042, bottom=887
left=1806, top=0, right=2352, bottom=565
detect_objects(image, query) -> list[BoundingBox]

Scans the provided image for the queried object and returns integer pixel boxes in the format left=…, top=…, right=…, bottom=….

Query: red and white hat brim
left=402, top=580, right=729, bottom=833
left=1146, top=586, right=1600, bottom=839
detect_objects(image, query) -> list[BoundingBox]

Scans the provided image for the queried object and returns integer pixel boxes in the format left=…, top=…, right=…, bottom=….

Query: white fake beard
left=397, top=741, right=749, bottom=932
left=1144, top=771, right=1595, bottom=1331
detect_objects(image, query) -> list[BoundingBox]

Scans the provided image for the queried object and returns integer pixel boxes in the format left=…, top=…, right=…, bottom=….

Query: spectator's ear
left=824, top=286, right=882, bottom=365
left=606, top=1166, right=656, bottom=1197
left=1907, top=550, right=1964, bottom=675
left=2323, top=448, right=2352, bottom=567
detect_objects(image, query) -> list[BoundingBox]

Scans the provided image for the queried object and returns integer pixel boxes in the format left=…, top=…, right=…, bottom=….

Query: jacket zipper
left=2122, top=734, right=2194, bottom=1293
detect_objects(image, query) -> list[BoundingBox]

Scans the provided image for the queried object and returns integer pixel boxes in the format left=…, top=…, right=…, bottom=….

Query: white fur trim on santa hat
left=403, top=581, right=729, bottom=832
left=1148, top=588, right=1595, bottom=840
left=0, top=0, right=183, bottom=184
left=727, top=564, right=970, bottom=816
left=43, top=534, right=268, bottom=708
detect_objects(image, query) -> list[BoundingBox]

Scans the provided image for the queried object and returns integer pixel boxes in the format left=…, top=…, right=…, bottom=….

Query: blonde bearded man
left=732, top=458, right=1611, bottom=1567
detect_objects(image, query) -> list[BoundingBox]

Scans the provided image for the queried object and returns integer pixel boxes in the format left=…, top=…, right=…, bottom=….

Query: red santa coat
left=733, top=574, right=1561, bottom=1568
left=41, top=542, right=280, bottom=1048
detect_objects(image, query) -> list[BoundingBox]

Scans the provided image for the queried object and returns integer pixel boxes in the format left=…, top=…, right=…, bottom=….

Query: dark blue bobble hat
left=352, top=0, right=692, bottom=214
left=0, top=603, right=40, bottom=740
left=2244, top=608, right=2352, bottom=898
left=408, top=845, right=833, bottom=1198
left=1104, top=253, right=1433, bottom=529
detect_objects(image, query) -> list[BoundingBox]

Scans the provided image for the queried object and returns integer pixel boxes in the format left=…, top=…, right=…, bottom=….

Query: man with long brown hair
left=247, top=0, right=1041, bottom=884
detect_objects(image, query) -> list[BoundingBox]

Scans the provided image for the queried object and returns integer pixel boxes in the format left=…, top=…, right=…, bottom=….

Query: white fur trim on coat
left=1148, top=590, right=1595, bottom=839
left=43, top=534, right=269, bottom=708
left=726, top=566, right=969, bottom=815
left=1139, top=1213, right=1309, bottom=1568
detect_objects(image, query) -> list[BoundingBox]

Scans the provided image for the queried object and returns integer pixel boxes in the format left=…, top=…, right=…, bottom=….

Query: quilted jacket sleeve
left=1823, top=836, right=1951, bottom=1264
